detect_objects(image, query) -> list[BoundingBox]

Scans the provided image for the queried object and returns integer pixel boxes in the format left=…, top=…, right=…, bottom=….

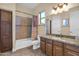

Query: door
left=0, top=10, right=12, bottom=52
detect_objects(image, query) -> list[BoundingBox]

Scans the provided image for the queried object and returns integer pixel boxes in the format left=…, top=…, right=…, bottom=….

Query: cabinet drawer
left=64, top=49, right=79, bottom=56
left=46, top=39, right=52, bottom=44
left=40, top=37, right=46, bottom=42
left=53, top=41, right=63, bottom=47
left=64, top=44, right=79, bottom=53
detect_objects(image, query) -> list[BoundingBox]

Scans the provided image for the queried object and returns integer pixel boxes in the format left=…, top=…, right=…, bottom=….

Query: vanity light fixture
left=53, top=5, right=58, bottom=10
left=58, top=3, right=63, bottom=8
left=52, top=3, right=68, bottom=14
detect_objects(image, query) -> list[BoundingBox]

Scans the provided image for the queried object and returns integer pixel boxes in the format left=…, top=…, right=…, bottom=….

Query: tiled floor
left=0, top=46, right=46, bottom=56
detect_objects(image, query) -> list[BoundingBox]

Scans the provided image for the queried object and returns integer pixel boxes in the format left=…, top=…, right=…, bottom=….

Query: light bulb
left=63, top=4, right=69, bottom=11
left=57, top=7, right=63, bottom=13
left=51, top=9, right=54, bottom=14
left=52, top=9, right=55, bottom=14
left=54, top=10, right=57, bottom=14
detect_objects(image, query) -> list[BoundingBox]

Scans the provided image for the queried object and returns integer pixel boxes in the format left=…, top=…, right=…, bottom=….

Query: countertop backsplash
left=47, top=34, right=75, bottom=39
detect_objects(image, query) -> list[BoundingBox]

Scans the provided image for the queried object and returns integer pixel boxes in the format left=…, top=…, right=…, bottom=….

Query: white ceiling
left=16, top=3, right=39, bottom=10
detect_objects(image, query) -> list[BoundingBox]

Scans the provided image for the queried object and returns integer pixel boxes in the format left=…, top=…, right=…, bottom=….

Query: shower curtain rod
left=16, top=10, right=35, bottom=16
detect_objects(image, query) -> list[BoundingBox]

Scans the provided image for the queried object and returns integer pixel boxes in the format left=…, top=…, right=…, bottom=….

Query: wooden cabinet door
left=53, top=45, right=63, bottom=56
left=64, top=44, right=79, bottom=56
left=46, top=43, right=53, bottom=56
left=1, top=10, right=11, bottom=22
left=0, top=10, right=12, bottom=52
left=64, top=49, right=79, bottom=56
left=1, top=22, right=12, bottom=52
left=46, top=39, right=53, bottom=56
left=40, top=41, right=46, bottom=53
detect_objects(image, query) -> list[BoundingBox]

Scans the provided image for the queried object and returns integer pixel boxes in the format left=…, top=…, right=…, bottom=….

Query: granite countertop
left=39, top=35, right=79, bottom=46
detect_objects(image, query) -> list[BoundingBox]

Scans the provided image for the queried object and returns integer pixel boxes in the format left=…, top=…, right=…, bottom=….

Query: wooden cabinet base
left=40, top=37, right=79, bottom=56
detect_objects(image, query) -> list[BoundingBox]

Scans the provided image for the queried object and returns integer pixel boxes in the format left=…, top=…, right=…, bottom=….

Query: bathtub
left=15, top=38, right=32, bottom=51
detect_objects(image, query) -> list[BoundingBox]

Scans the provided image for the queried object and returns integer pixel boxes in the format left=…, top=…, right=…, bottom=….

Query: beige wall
left=69, top=6, right=79, bottom=36
left=0, top=3, right=16, bottom=52
left=37, top=25, right=46, bottom=35
left=33, top=3, right=57, bottom=17
left=34, top=3, right=56, bottom=35
left=16, top=11, right=33, bottom=18
left=16, top=4, right=33, bottom=22
left=0, top=3, right=16, bottom=11
left=16, top=4, right=34, bottom=15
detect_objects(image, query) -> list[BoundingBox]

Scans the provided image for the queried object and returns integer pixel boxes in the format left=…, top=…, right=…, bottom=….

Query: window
left=40, top=11, right=46, bottom=24
left=63, top=19, right=69, bottom=27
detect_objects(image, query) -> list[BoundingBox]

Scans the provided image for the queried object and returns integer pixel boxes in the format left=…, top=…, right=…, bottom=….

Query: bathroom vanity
left=40, top=35, right=79, bottom=56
